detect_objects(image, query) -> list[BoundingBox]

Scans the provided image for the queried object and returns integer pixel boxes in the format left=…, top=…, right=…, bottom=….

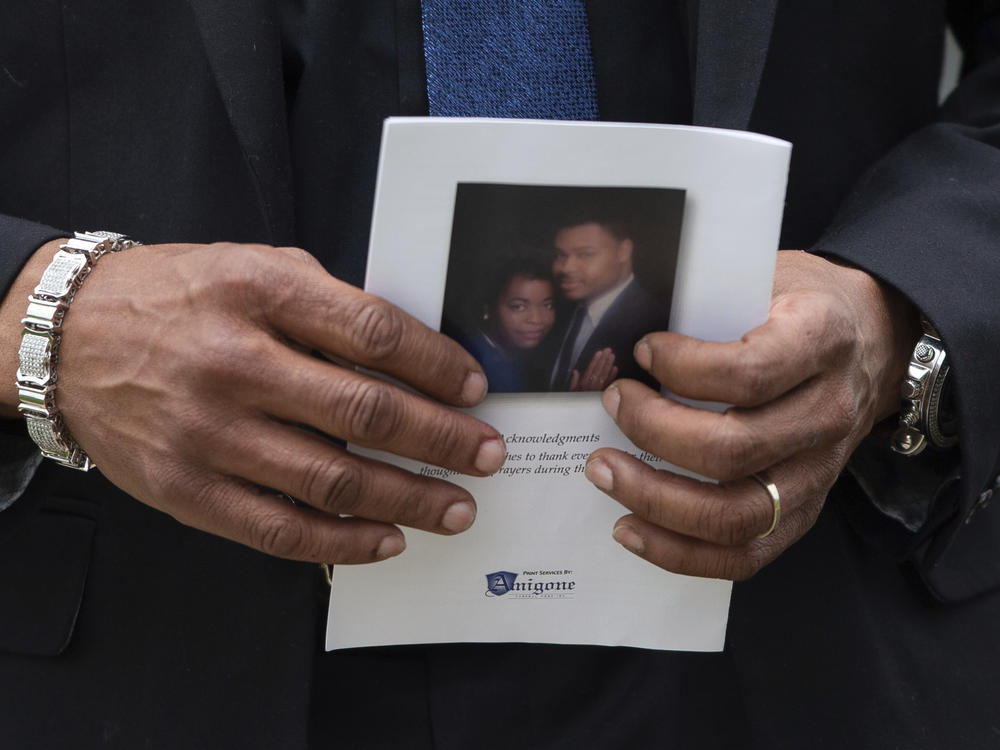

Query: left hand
left=569, top=347, right=618, bottom=392
left=583, top=250, right=920, bottom=580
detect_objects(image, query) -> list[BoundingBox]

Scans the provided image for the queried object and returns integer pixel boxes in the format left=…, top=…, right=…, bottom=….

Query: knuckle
left=637, top=482, right=671, bottom=529
left=252, top=511, right=307, bottom=558
left=189, top=324, right=267, bottom=382
left=351, top=298, right=406, bottom=361
left=200, top=244, right=311, bottom=326
left=820, top=305, right=854, bottom=354
left=720, top=548, right=766, bottom=581
left=629, top=486, right=657, bottom=524
left=175, top=415, right=242, bottom=463
left=400, top=484, right=437, bottom=524
left=700, top=497, right=760, bottom=546
left=203, top=243, right=274, bottom=296
left=732, top=349, right=774, bottom=405
left=340, top=379, right=401, bottom=443
left=187, top=321, right=235, bottom=371
left=275, top=245, right=320, bottom=267
left=158, top=467, right=219, bottom=520
left=421, top=413, right=468, bottom=465
left=703, top=417, right=756, bottom=481
left=323, top=535, right=369, bottom=565
left=792, top=294, right=852, bottom=364
left=825, top=386, right=861, bottom=437
left=668, top=548, right=698, bottom=576
left=618, top=398, right=650, bottom=439
left=302, top=457, right=364, bottom=515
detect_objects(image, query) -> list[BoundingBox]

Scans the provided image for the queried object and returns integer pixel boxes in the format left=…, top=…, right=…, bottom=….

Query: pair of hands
left=11, top=241, right=915, bottom=578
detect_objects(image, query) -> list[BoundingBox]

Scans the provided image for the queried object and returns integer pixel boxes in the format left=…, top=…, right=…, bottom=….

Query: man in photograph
left=549, top=218, right=670, bottom=390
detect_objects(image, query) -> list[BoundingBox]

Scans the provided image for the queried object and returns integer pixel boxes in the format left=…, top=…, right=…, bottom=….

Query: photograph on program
left=440, top=183, right=684, bottom=393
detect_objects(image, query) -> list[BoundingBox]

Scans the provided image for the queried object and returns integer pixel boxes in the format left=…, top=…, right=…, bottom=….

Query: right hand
left=45, top=240, right=505, bottom=564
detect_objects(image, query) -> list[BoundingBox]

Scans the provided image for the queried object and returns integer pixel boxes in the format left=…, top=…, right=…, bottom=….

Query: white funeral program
left=327, top=118, right=791, bottom=652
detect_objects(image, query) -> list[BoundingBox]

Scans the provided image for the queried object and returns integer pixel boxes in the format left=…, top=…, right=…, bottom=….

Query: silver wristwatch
left=890, top=321, right=958, bottom=456
left=16, top=231, right=141, bottom=470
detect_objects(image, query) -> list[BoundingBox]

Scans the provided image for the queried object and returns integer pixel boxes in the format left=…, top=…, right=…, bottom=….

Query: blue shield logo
left=485, top=571, right=517, bottom=596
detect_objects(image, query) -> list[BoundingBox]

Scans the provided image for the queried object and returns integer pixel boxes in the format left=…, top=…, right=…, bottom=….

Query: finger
left=592, top=348, right=614, bottom=380
left=600, top=357, right=617, bottom=385
left=633, top=293, right=854, bottom=406
left=260, top=263, right=488, bottom=407
left=211, top=417, right=479, bottom=534
left=609, top=503, right=818, bottom=580
left=579, top=349, right=615, bottom=390
left=165, top=471, right=407, bottom=564
left=603, top=377, right=856, bottom=481
left=591, top=364, right=613, bottom=389
left=582, top=348, right=605, bottom=376
left=243, top=343, right=505, bottom=476
left=596, top=456, right=830, bottom=580
left=584, top=447, right=838, bottom=546
left=569, top=370, right=581, bottom=390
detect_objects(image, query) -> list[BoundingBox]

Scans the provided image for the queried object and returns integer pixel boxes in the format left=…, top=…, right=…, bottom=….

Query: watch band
left=890, top=321, right=958, bottom=456
left=15, top=230, right=141, bottom=470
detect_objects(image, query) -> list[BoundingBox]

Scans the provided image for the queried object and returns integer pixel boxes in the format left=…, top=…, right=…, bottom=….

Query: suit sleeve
left=814, top=6, right=1000, bottom=601
left=0, top=214, right=67, bottom=510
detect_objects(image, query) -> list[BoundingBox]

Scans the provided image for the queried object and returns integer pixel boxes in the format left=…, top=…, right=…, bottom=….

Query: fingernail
left=441, top=500, right=476, bottom=532
left=376, top=534, right=406, bottom=560
left=585, top=459, right=614, bottom=491
left=602, top=385, right=621, bottom=420
left=634, top=339, right=652, bottom=370
left=461, top=371, right=488, bottom=404
left=474, top=437, right=506, bottom=474
left=613, top=524, right=645, bottom=555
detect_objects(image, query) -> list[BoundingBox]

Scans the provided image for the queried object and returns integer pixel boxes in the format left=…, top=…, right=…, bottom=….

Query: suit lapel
left=183, top=0, right=775, bottom=243
left=691, top=0, right=778, bottom=130
left=186, top=0, right=295, bottom=243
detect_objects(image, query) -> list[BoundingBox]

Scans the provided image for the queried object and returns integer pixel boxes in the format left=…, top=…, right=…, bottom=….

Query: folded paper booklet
left=327, top=117, right=791, bottom=652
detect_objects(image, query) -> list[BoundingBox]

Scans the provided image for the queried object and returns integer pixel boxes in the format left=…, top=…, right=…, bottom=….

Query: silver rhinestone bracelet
left=16, top=231, right=141, bottom=470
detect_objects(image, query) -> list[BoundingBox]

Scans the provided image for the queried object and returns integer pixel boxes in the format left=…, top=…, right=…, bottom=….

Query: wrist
left=868, top=274, right=922, bottom=422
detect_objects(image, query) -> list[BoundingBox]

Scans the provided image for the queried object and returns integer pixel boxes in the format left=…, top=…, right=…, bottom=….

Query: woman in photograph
left=465, top=256, right=617, bottom=392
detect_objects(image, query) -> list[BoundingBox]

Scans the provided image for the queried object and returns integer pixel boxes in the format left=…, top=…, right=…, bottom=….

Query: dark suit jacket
left=2, top=2, right=1000, bottom=748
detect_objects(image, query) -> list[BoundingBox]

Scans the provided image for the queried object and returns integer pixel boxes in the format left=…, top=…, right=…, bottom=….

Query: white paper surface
left=327, top=118, right=790, bottom=653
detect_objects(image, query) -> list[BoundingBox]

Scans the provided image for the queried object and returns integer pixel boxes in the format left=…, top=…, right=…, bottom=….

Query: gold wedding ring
left=751, top=471, right=781, bottom=539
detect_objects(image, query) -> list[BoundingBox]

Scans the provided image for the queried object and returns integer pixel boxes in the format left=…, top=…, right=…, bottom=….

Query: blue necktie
left=421, top=0, right=599, bottom=120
